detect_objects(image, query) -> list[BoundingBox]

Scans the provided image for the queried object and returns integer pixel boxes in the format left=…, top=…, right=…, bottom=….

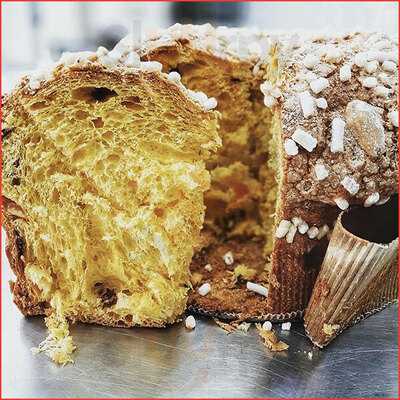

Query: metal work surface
left=3, top=265, right=398, bottom=399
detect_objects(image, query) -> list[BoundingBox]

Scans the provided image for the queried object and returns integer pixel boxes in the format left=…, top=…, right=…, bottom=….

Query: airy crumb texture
left=3, top=63, right=219, bottom=363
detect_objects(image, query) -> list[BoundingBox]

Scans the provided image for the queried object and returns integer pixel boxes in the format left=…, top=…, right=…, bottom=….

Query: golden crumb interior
left=3, top=68, right=219, bottom=362
left=145, top=45, right=282, bottom=314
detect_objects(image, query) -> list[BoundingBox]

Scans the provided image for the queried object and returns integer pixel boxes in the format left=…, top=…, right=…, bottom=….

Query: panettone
left=2, top=24, right=398, bottom=363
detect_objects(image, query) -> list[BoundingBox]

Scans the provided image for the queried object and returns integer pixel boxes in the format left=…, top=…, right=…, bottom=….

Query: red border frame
left=0, top=1, right=399, bottom=399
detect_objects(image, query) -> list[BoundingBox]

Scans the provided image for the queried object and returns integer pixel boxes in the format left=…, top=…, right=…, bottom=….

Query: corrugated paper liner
left=304, top=196, right=398, bottom=347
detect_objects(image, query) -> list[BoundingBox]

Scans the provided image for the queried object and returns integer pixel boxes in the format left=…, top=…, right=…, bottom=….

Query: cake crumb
left=233, top=264, right=257, bottom=281
left=237, top=322, right=251, bottom=333
left=256, top=324, right=289, bottom=352
left=191, top=272, right=204, bottom=286
left=323, top=323, right=341, bottom=336
left=214, top=319, right=238, bottom=334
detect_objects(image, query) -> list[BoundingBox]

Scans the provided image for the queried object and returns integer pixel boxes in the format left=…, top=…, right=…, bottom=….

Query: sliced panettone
left=129, top=24, right=398, bottom=321
left=2, top=50, right=220, bottom=363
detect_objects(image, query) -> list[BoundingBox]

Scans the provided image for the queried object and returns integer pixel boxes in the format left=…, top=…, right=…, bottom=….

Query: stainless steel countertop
left=2, top=250, right=398, bottom=398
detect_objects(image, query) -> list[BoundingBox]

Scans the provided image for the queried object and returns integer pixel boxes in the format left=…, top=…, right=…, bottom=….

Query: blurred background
left=2, top=1, right=398, bottom=92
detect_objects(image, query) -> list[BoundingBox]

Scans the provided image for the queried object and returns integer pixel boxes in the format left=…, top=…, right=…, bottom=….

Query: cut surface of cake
left=2, top=52, right=220, bottom=362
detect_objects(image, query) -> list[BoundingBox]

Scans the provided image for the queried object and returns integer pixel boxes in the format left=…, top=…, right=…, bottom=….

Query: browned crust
left=267, top=201, right=340, bottom=314
left=5, top=63, right=217, bottom=128
left=2, top=198, right=50, bottom=317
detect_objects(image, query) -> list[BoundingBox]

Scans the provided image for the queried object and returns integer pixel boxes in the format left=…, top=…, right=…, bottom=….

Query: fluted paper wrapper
left=304, top=200, right=398, bottom=347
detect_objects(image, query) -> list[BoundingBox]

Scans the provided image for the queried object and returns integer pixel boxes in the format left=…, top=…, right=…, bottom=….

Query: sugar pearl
left=291, top=217, right=303, bottom=226
left=264, top=95, right=277, bottom=108
left=271, top=87, right=282, bottom=99
left=281, top=322, right=291, bottom=331
left=364, top=192, right=380, bottom=207
left=292, top=128, right=317, bottom=152
left=167, top=71, right=182, bottom=82
left=330, top=117, right=346, bottom=153
left=365, top=60, right=378, bottom=74
left=316, top=97, right=328, bottom=109
left=247, top=282, right=268, bottom=297
left=298, top=222, right=309, bottom=234
left=307, top=227, right=319, bottom=239
left=298, top=91, right=316, bottom=118
left=341, top=176, right=360, bottom=195
left=203, top=97, right=218, bottom=110
left=303, top=54, right=320, bottom=69
left=260, top=81, right=273, bottom=95
left=223, top=251, right=234, bottom=265
left=382, top=60, right=396, bottom=72
left=325, top=46, right=343, bottom=63
left=262, top=321, right=272, bottom=331
left=204, top=264, right=213, bottom=272
left=339, top=65, right=352, bottom=82
left=354, top=52, right=368, bottom=68
left=185, top=315, right=196, bottom=330
left=310, top=77, right=330, bottom=94
left=362, top=77, right=378, bottom=88
left=276, top=220, right=292, bottom=238
left=334, top=197, right=349, bottom=210
left=286, top=224, right=297, bottom=244
left=314, top=164, right=329, bottom=180
left=374, top=86, right=390, bottom=98
left=317, top=224, right=330, bottom=239
left=388, top=110, right=398, bottom=127
left=305, top=71, right=318, bottom=82
left=284, top=138, right=299, bottom=156
left=198, top=283, right=211, bottom=296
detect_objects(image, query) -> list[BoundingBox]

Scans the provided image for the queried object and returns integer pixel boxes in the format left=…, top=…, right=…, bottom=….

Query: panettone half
left=2, top=53, right=220, bottom=363
left=132, top=24, right=398, bottom=320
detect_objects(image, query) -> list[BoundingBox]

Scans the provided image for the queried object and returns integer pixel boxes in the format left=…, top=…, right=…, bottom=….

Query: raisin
left=11, top=177, right=21, bottom=185
left=2, top=127, right=14, bottom=140
left=14, top=229, right=25, bottom=257
left=94, top=283, right=117, bottom=308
